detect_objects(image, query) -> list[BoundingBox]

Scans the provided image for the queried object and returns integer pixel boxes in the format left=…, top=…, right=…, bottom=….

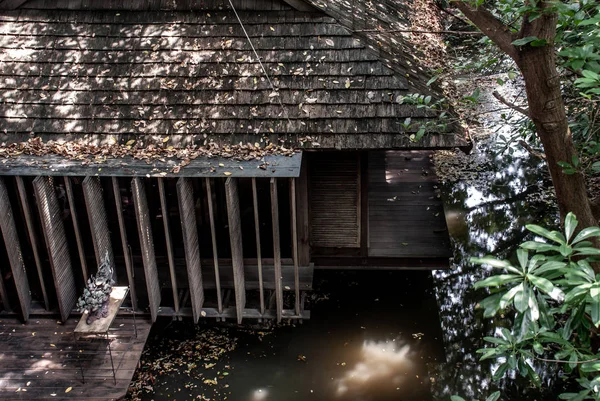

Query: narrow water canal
left=128, top=139, right=566, bottom=401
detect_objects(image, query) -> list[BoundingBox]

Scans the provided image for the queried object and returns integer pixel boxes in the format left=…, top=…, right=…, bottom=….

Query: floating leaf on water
left=65, top=387, right=72, bottom=393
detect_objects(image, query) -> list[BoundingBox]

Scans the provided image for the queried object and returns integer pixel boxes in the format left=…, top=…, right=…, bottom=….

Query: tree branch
left=492, top=90, right=530, bottom=117
left=518, top=140, right=546, bottom=160
left=453, top=1, right=519, bottom=60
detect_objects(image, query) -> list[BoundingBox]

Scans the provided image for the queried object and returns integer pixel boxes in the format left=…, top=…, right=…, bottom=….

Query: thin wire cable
left=227, top=0, right=293, bottom=125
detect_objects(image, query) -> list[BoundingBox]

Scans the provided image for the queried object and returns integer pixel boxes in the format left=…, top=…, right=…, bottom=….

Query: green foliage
left=471, top=213, right=600, bottom=400
left=451, top=392, right=501, bottom=401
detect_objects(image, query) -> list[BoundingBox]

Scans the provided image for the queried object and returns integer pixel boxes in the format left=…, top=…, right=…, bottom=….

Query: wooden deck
left=368, top=150, right=452, bottom=259
left=0, top=316, right=151, bottom=400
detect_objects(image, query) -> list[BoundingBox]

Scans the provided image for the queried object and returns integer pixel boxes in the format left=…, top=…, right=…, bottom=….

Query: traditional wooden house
left=0, top=0, right=469, bottom=325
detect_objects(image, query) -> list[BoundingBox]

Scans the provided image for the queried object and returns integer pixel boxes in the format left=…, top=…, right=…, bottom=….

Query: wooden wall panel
left=33, top=176, right=77, bottom=323
left=270, top=178, right=283, bottom=322
left=131, top=178, right=161, bottom=323
left=0, top=177, right=31, bottom=321
left=82, top=176, right=114, bottom=274
left=65, top=177, right=89, bottom=283
left=176, top=178, right=205, bottom=323
left=225, top=178, right=246, bottom=324
left=158, top=178, right=179, bottom=312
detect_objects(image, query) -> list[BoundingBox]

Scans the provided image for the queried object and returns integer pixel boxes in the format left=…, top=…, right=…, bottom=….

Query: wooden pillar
left=205, top=178, right=223, bottom=314
left=112, top=177, right=137, bottom=311
left=82, top=176, right=114, bottom=271
left=0, top=265, right=10, bottom=312
left=0, top=177, right=31, bottom=322
left=296, top=156, right=310, bottom=266
left=290, top=178, right=301, bottom=316
left=158, top=178, right=180, bottom=313
left=225, top=178, right=246, bottom=325
left=177, top=178, right=205, bottom=323
left=251, top=178, right=265, bottom=315
left=64, top=177, right=89, bottom=283
left=15, top=176, right=50, bottom=310
left=131, top=178, right=161, bottom=323
left=270, top=178, right=283, bottom=323
left=33, top=176, right=77, bottom=323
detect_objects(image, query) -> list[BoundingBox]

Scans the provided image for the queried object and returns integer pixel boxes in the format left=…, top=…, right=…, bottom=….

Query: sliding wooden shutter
left=309, top=152, right=361, bottom=248
left=83, top=177, right=114, bottom=269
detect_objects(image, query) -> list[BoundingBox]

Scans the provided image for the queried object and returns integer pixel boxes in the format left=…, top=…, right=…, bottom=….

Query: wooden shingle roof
left=0, top=4, right=468, bottom=152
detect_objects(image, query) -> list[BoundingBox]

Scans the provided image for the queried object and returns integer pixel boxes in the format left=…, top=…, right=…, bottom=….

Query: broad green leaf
left=564, top=212, right=578, bottom=242
left=478, top=348, right=501, bottom=361
left=537, top=293, right=555, bottom=329
left=471, top=256, right=520, bottom=274
left=577, top=260, right=596, bottom=281
left=500, top=283, right=524, bottom=309
left=521, top=241, right=560, bottom=253
left=517, top=248, right=529, bottom=271
left=580, top=360, right=600, bottom=373
left=533, top=342, right=544, bottom=355
left=573, top=247, right=600, bottom=256
left=526, top=224, right=566, bottom=244
left=450, top=396, right=467, bottom=401
left=573, top=227, right=600, bottom=244
left=474, top=274, right=521, bottom=289
left=480, top=293, right=503, bottom=318
left=528, top=274, right=564, bottom=301
left=559, top=243, right=573, bottom=257
left=483, top=336, right=509, bottom=346
left=564, top=284, right=592, bottom=303
left=569, top=352, right=578, bottom=370
left=485, top=391, right=501, bottom=401
left=512, top=36, right=540, bottom=46
left=493, top=362, right=509, bottom=381
left=591, top=299, right=600, bottom=327
left=532, top=261, right=566, bottom=276
left=559, top=391, right=591, bottom=401
left=524, top=361, right=542, bottom=388
left=514, top=284, right=528, bottom=313
left=528, top=288, right=540, bottom=321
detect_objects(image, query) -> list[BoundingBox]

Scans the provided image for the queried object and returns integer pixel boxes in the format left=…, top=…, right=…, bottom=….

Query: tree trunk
left=515, top=47, right=597, bottom=229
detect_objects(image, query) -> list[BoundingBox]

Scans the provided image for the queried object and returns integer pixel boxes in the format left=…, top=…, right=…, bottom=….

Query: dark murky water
left=133, top=142, right=566, bottom=401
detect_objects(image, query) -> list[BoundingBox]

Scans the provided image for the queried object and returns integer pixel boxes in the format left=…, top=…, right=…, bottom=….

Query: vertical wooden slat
left=33, top=176, right=77, bottom=323
left=158, top=178, right=179, bottom=313
left=0, top=266, right=10, bottom=312
left=131, top=177, right=161, bottom=323
left=205, top=178, right=223, bottom=314
left=82, top=176, right=114, bottom=270
left=16, top=176, right=50, bottom=310
left=225, top=178, right=246, bottom=325
left=251, top=178, right=265, bottom=315
left=290, top=178, right=301, bottom=316
left=296, top=157, right=310, bottom=266
left=65, top=177, right=89, bottom=283
left=0, top=177, right=31, bottom=322
left=359, top=152, right=368, bottom=256
left=176, top=178, right=205, bottom=323
left=112, top=177, right=137, bottom=311
left=270, top=178, right=283, bottom=323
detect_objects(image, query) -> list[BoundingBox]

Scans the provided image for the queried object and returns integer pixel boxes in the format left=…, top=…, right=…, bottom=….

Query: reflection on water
left=336, top=340, right=413, bottom=399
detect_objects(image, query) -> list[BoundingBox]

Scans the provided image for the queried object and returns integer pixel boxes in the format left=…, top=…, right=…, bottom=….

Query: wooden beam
left=360, top=152, right=369, bottom=256
left=0, top=0, right=30, bottom=10
left=251, top=178, right=265, bottom=316
left=0, top=264, right=10, bottom=311
left=0, top=177, right=31, bottom=322
left=225, top=178, right=246, bottom=325
left=64, top=177, right=89, bottom=283
left=82, top=176, right=114, bottom=270
left=33, top=176, right=77, bottom=323
left=176, top=178, right=205, bottom=323
left=270, top=178, right=283, bottom=323
left=295, top=157, right=310, bottom=266
left=131, top=178, right=161, bottom=323
left=158, top=178, right=179, bottom=313
left=15, top=176, right=49, bottom=310
left=111, top=177, right=137, bottom=311
left=205, top=178, right=223, bottom=314
left=282, top=0, right=316, bottom=12
left=290, top=178, right=301, bottom=316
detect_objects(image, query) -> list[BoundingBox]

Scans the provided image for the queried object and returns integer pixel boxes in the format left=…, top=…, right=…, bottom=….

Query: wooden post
left=205, top=178, right=223, bottom=314
left=225, top=178, right=246, bottom=325
left=270, top=178, right=283, bottom=323
left=0, top=177, right=31, bottom=322
left=111, top=177, right=137, bottom=311
left=65, top=177, right=89, bottom=283
left=360, top=152, right=369, bottom=257
left=131, top=178, right=161, bottom=323
left=295, top=156, right=310, bottom=265
left=251, top=178, right=265, bottom=316
left=290, top=178, right=301, bottom=316
left=158, top=178, right=180, bottom=313
left=0, top=265, right=10, bottom=311
left=176, top=178, right=205, bottom=323
left=33, top=176, right=77, bottom=323
left=15, top=176, right=50, bottom=310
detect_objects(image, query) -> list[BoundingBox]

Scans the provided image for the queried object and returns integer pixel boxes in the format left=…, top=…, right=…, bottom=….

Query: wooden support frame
left=177, top=178, right=205, bottom=323
left=0, top=266, right=10, bottom=311
left=0, top=177, right=31, bottom=321
left=64, top=177, right=89, bottom=283
left=251, top=178, right=265, bottom=316
left=290, top=178, right=301, bottom=316
left=225, top=177, right=246, bottom=325
left=82, top=176, right=114, bottom=269
left=33, top=176, right=77, bottom=323
left=296, top=158, right=310, bottom=266
left=270, top=178, right=283, bottom=323
left=158, top=178, right=180, bottom=313
left=360, top=152, right=369, bottom=256
left=112, top=177, right=137, bottom=311
left=131, top=178, right=161, bottom=323
left=205, top=178, right=223, bottom=314
left=15, top=176, right=50, bottom=310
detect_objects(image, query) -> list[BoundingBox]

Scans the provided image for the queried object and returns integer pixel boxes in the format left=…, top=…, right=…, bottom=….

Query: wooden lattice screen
left=131, top=178, right=161, bottom=322
left=33, top=176, right=77, bottom=322
left=176, top=178, right=205, bottom=323
left=82, top=176, right=114, bottom=273
left=0, top=177, right=31, bottom=321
